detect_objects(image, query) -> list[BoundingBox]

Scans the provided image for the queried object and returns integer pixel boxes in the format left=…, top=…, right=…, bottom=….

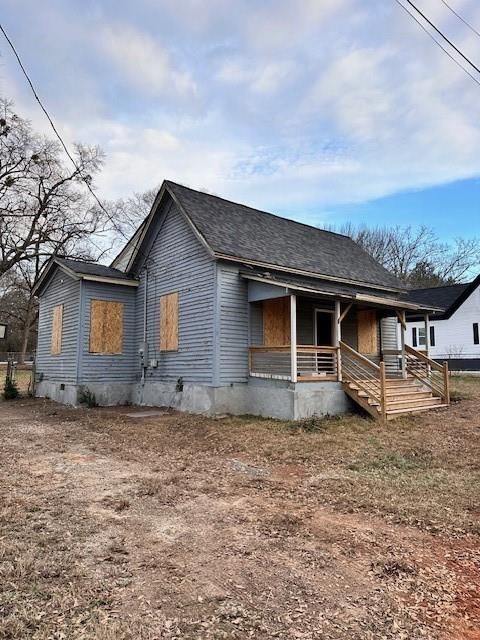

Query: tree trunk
left=19, top=296, right=34, bottom=365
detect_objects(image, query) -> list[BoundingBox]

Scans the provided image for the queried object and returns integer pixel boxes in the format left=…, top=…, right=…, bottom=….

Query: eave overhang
left=241, top=273, right=444, bottom=313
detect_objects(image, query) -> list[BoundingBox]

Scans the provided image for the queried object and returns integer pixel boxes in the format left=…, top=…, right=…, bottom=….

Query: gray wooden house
left=33, top=180, right=450, bottom=420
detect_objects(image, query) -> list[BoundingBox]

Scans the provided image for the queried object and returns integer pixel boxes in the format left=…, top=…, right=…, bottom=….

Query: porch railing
left=404, top=344, right=450, bottom=404
left=248, top=345, right=338, bottom=381
left=296, top=346, right=338, bottom=380
left=249, top=346, right=291, bottom=380
left=340, top=341, right=386, bottom=419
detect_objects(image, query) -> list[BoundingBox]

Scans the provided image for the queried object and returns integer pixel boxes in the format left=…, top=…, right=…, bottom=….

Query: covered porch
left=245, top=274, right=449, bottom=420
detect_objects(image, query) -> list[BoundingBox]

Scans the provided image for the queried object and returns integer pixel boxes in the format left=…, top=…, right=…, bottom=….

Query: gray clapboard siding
left=249, top=302, right=263, bottom=346
left=78, top=281, right=137, bottom=383
left=36, top=268, right=80, bottom=383
left=381, top=316, right=400, bottom=374
left=138, top=200, right=216, bottom=383
left=218, top=264, right=249, bottom=383
left=380, top=316, right=399, bottom=351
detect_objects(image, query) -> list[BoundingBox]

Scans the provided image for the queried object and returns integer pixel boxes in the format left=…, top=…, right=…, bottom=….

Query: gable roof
left=119, top=180, right=405, bottom=293
left=33, top=257, right=138, bottom=295
left=407, top=275, right=480, bottom=319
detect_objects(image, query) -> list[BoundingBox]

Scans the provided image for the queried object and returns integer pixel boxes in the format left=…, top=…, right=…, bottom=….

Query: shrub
left=3, top=377, right=19, bottom=400
left=77, top=387, right=98, bottom=408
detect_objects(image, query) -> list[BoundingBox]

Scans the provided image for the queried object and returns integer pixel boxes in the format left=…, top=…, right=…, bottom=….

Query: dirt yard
left=0, top=377, right=479, bottom=639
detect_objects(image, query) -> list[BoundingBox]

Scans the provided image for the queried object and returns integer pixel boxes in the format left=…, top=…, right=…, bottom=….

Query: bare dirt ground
left=0, top=377, right=479, bottom=639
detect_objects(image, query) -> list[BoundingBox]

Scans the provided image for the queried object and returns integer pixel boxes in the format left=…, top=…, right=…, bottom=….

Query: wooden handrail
left=380, top=361, right=387, bottom=421
left=249, top=346, right=290, bottom=352
left=296, top=345, right=338, bottom=352
left=404, top=345, right=450, bottom=404
left=443, top=362, right=450, bottom=404
left=405, top=344, right=443, bottom=372
left=340, top=341, right=386, bottom=417
left=249, top=345, right=339, bottom=353
left=339, top=341, right=380, bottom=371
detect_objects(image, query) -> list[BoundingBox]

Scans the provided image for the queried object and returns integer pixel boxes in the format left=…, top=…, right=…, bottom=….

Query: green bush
left=3, top=377, right=19, bottom=400
left=77, top=387, right=98, bottom=408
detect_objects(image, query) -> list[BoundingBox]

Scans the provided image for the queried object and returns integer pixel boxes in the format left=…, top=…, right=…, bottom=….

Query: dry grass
left=0, top=380, right=480, bottom=639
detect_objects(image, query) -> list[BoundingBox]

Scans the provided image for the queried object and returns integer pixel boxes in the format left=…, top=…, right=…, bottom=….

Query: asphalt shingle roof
left=407, top=283, right=470, bottom=310
left=56, top=258, right=134, bottom=280
left=166, top=181, right=403, bottom=291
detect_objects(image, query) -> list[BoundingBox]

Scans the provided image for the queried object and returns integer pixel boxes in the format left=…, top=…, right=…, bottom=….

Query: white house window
left=418, top=327, right=426, bottom=347
left=413, top=326, right=432, bottom=348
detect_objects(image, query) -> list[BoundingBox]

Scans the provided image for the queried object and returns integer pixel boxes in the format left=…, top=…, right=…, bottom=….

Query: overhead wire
left=393, top=0, right=480, bottom=87
left=438, top=0, right=480, bottom=40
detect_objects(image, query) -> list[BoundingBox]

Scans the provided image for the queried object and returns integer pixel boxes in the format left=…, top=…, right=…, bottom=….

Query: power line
left=402, top=0, right=480, bottom=74
left=438, top=0, right=480, bottom=40
left=0, top=22, right=129, bottom=241
left=393, top=0, right=480, bottom=87
left=0, top=24, right=167, bottom=277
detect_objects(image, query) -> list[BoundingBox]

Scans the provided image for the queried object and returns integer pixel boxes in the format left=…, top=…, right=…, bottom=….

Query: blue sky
left=1, top=0, right=480, bottom=240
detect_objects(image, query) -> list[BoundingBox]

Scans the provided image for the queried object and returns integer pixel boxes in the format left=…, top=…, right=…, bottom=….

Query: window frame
left=51, top=303, right=64, bottom=355
left=89, top=299, right=124, bottom=355
left=418, top=326, right=426, bottom=347
left=159, top=292, right=179, bottom=352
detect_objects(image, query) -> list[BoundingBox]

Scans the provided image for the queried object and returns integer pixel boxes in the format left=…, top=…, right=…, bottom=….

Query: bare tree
left=329, top=223, right=480, bottom=286
left=104, top=187, right=158, bottom=254
left=0, top=98, right=110, bottom=361
left=0, top=99, right=107, bottom=279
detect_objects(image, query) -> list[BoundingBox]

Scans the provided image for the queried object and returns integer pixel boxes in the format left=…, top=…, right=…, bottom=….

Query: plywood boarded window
left=263, top=297, right=291, bottom=346
left=51, top=304, right=63, bottom=355
left=160, top=292, right=179, bottom=351
left=89, top=300, right=124, bottom=353
left=357, top=309, right=378, bottom=355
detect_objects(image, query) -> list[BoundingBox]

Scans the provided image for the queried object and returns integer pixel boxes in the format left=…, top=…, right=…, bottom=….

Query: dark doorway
left=315, top=310, right=333, bottom=346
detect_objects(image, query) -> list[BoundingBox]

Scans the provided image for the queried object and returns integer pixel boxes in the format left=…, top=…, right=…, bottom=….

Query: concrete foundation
left=134, top=378, right=353, bottom=420
left=35, top=381, right=79, bottom=406
left=133, top=381, right=216, bottom=414
left=36, top=378, right=354, bottom=420
left=245, top=378, right=353, bottom=420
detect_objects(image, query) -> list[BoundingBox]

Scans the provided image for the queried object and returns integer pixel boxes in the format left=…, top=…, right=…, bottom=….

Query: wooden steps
left=339, top=341, right=450, bottom=422
left=343, top=377, right=448, bottom=421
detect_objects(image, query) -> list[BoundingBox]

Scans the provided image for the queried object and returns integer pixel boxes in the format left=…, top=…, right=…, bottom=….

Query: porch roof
left=241, top=269, right=444, bottom=313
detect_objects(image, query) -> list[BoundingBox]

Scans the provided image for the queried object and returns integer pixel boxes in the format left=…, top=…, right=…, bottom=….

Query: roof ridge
left=165, top=180, right=351, bottom=240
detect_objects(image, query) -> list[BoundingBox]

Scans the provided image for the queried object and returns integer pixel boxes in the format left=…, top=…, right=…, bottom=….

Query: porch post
left=400, top=310, right=407, bottom=379
left=424, top=313, right=430, bottom=356
left=290, top=294, right=297, bottom=383
left=334, top=300, right=342, bottom=381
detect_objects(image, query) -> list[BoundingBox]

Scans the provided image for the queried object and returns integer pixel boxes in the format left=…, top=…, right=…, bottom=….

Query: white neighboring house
left=403, top=275, right=480, bottom=371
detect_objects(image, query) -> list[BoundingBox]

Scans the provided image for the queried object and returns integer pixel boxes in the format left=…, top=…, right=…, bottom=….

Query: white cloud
left=216, top=58, right=295, bottom=94
left=100, top=23, right=197, bottom=98
left=3, top=0, right=480, bottom=228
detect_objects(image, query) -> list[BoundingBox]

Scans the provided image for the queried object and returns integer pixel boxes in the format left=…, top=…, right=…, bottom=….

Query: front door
left=315, top=310, right=333, bottom=346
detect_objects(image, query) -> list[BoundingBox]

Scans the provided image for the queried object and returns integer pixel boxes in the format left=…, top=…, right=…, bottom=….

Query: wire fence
left=0, top=354, right=35, bottom=397
left=0, top=352, right=35, bottom=364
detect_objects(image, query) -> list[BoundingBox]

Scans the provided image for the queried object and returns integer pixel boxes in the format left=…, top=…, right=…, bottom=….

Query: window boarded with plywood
left=89, top=300, right=124, bottom=353
left=263, top=297, right=291, bottom=346
left=51, top=304, right=63, bottom=354
left=357, top=309, right=378, bottom=355
left=160, top=292, right=179, bottom=351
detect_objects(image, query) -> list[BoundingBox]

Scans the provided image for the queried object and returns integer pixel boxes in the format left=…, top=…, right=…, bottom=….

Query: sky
left=1, top=0, right=480, bottom=240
